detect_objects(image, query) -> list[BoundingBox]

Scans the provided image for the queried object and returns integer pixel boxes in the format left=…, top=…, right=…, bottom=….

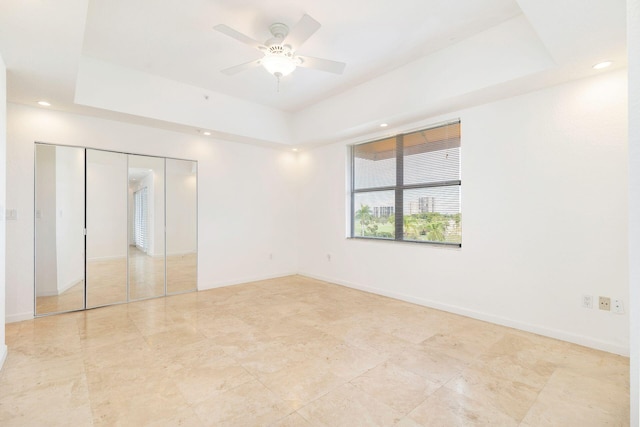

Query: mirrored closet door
left=86, top=149, right=128, bottom=308
left=34, top=143, right=198, bottom=316
left=35, top=144, right=86, bottom=315
left=166, top=158, right=197, bottom=294
left=128, top=155, right=165, bottom=301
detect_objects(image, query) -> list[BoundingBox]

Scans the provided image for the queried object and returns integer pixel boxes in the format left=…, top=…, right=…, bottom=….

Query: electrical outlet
left=581, top=295, right=593, bottom=309
left=599, top=296, right=610, bottom=311
left=612, top=299, right=624, bottom=314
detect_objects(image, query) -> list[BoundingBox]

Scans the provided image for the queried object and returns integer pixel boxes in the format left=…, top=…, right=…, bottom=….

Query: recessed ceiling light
left=380, top=123, right=388, bottom=128
left=203, top=131, right=211, bottom=136
left=37, top=101, right=51, bottom=107
left=593, top=61, right=612, bottom=70
left=292, top=148, right=299, bottom=152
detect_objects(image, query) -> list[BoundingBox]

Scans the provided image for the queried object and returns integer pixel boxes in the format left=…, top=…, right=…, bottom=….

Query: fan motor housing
left=269, top=23, right=289, bottom=39
left=268, top=44, right=293, bottom=57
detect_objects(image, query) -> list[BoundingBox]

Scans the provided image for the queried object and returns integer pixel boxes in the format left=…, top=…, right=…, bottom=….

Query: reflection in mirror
left=128, top=155, right=165, bottom=300
left=166, top=159, right=197, bottom=294
left=86, top=150, right=128, bottom=308
left=35, top=144, right=85, bottom=315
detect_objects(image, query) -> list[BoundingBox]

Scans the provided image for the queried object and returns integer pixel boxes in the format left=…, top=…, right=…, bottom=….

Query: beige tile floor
left=2, top=275, right=629, bottom=426
left=36, top=249, right=197, bottom=315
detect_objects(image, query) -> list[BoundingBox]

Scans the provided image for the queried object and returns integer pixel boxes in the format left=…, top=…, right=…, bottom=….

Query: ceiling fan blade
left=297, top=55, right=346, bottom=74
left=220, top=59, right=262, bottom=76
left=283, top=14, right=321, bottom=49
left=213, top=24, right=264, bottom=49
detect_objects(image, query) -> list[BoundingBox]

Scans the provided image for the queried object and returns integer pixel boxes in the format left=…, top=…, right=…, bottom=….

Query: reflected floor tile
left=419, top=323, right=505, bottom=363
left=297, top=383, right=404, bottom=427
left=0, top=275, right=631, bottom=426
left=322, top=322, right=413, bottom=359
left=321, top=342, right=386, bottom=379
left=145, top=407, right=204, bottom=427
left=0, top=377, right=93, bottom=427
left=350, top=361, right=440, bottom=414
left=271, top=412, right=314, bottom=427
left=0, top=354, right=85, bottom=395
left=471, top=350, right=556, bottom=390
left=388, top=344, right=467, bottom=385
left=143, top=324, right=207, bottom=351
left=128, top=308, right=195, bottom=336
left=82, top=336, right=154, bottom=371
left=84, top=361, right=168, bottom=392
left=403, top=386, right=518, bottom=426
left=192, top=379, right=293, bottom=426
left=154, top=336, right=228, bottom=373
left=520, top=368, right=630, bottom=426
left=444, top=366, right=540, bottom=422
left=257, top=357, right=346, bottom=409
left=169, top=355, right=254, bottom=405
left=89, top=376, right=189, bottom=426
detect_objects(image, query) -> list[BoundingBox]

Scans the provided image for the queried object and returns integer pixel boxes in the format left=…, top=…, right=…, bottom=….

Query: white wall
left=297, top=70, right=629, bottom=355
left=34, top=145, right=58, bottom=296
left=0, top=53, right=7, bottom=369
left=166, top=159, right=197, bottom=255
left=628, top=0, right=640, bottom=423
left=5, top=103, right=299, bottom=321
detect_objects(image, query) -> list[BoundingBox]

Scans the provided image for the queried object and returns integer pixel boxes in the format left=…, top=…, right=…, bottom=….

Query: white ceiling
left=81, top=0, right=521, bottom=112
left=0, top=0, right=628, bottom=147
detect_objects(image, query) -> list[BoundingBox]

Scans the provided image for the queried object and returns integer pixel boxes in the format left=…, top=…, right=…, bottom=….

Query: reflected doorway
left=128, top=155, right=165, bottom=301
left=86, top=149, right=128, bottom=308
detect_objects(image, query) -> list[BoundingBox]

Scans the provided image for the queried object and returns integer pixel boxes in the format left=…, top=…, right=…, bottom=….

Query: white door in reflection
left=86, top=149, right=128, bottom=308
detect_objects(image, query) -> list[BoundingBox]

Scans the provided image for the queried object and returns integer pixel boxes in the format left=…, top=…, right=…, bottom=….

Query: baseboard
left=299, top=272, right=629, bottom=357
left=0, top=344, right=7, bottom=371
left=58, top=277, right=82, bottom=294
left=6, top=312, right=33, bottom=323
left=199, top=272, right=298, bottom=291
left=87, top=255, right=127, bottom=262
left=35, top=277, right=83, bottom=297
left=87, top=253, right=194, bottom=261
left=166, top=251, right=196, bottom=257
left=36, top=289, right=59, bottom=297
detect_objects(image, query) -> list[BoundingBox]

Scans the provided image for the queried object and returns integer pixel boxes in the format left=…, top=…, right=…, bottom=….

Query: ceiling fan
left=213, top=14, right=346, bottom=81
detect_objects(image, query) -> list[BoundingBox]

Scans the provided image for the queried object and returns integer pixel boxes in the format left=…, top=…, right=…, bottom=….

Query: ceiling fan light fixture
left=593, top=60, right=613, bottom=70
left=261, top=53, right=297, bottom=77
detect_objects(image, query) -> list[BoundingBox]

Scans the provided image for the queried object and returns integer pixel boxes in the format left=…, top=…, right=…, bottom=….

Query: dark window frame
left=350, top=120, right=462, bottom=247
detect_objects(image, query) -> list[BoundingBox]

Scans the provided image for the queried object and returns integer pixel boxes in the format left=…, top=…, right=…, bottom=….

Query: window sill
left=347, top=236, right=462, bottom=249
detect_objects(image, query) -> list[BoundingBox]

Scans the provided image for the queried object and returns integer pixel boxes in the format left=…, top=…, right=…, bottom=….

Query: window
left=133, top=187, right=148, bottom=252
left=350, top=120, right=461, bottom=246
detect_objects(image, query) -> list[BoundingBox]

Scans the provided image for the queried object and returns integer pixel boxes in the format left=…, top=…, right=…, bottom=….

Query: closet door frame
left=33, top=142, right=198, bottom=317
